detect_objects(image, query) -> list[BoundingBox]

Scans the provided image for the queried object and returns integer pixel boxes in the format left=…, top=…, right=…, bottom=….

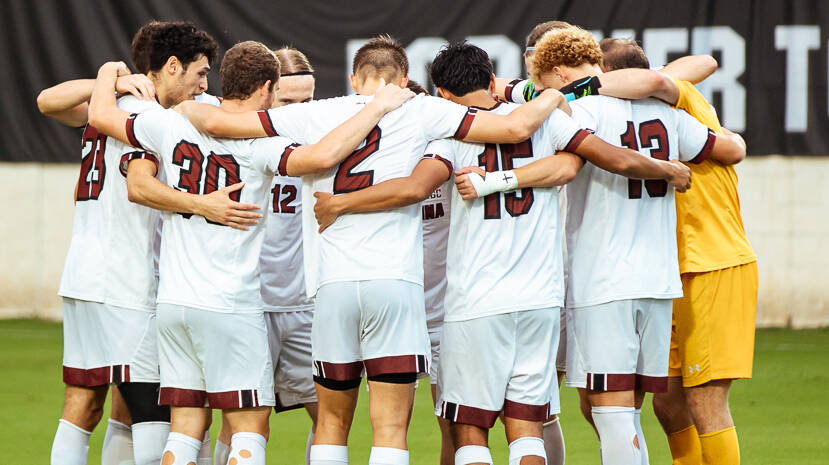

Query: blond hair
left=531, top=26, right=602, bottom=81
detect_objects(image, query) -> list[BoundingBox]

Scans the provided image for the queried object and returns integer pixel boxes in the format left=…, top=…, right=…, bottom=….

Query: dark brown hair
left=131, top=21, right=218, bottom=74
left=274, top=46, right=314, bottom=75
left=352, top=35, right=408, bottom=82
left=600, top=38, right=650, bottom=71
left=526, top=20, right=573, bottom=49
left=220, top=41, right=280, bottom=100
left=406, top=80, right=428, bottom=95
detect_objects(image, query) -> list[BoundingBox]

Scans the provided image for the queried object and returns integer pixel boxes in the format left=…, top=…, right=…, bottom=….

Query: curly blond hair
left=531, top=26, right=602, bottom=81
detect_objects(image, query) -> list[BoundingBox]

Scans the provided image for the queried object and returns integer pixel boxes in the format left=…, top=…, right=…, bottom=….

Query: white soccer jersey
left=257, top=93, right=476, bottom=295
left=58, top=95, right=163, bottom=311
left=126, top=108, right=297, bottom=312
left=260, top=174, right=314, bottom=312
left=564, top=96, right=715, bottom=308
left=427, top=103, right=590, bottom=322
left=421, top=180, right=451, bottom=327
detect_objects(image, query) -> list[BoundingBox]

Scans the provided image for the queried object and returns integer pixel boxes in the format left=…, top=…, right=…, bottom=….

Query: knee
left=118, top=383, right=171, bottom=424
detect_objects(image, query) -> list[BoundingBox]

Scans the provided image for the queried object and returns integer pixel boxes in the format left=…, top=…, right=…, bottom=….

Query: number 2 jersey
left=425, top=103, right=590, bottom=322
left=126, top=108, right=296, bottom=312
left=564, top=96, right=715, bottom=308
left=257, top=93, right=476, bottom=295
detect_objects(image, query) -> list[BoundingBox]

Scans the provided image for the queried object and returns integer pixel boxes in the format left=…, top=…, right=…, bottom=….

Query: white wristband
left=468, top=170, right=518, bottom=197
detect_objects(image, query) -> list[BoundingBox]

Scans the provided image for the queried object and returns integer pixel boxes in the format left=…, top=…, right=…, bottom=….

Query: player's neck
left=566, top=63, right=603, bottom=83
left=452, top=89, right=497, bottom=109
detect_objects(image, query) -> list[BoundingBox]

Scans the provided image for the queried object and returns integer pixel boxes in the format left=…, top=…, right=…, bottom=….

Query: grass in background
left=1, top=319, right=826, bottom=464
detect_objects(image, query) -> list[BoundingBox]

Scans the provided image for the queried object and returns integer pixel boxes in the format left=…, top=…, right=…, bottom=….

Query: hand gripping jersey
left=257, top=93, right=476, bottom=295
left=126, top=108, right=297, bottom=312
left=260, top=174, right=314, bottom=311
left=59, top=95, right=163, bottom=311
left=421, top=181, right=451, bottom=328
left=564, top=96, right=715, bottom=308
left=426, top=103, right=590, bottom=322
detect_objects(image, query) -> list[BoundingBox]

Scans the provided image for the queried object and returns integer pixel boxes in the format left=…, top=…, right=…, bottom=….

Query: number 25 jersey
left=565, top=96, right=715, bottom=308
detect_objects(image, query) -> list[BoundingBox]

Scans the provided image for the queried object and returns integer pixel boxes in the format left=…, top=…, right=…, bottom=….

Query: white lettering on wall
left=775, top=25, right=820, bottom=132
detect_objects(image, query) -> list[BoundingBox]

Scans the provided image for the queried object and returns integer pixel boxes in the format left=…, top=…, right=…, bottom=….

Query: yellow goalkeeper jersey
left=673, top=78, right=756, bottom=273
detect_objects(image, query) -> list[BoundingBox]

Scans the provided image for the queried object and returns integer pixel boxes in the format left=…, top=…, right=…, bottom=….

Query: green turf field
left=1, top=319, right=826, bottom=464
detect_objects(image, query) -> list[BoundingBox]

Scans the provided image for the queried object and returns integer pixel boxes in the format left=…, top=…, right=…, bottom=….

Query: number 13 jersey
left=565, top=96, right=715, bottom=308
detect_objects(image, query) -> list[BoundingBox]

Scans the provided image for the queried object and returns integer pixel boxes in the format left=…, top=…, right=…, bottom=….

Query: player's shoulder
left=481, top=101, right=519, bottom=115
left=116, top=94, right=162, bottom=113
left=195, top=92, right=222, bottom=106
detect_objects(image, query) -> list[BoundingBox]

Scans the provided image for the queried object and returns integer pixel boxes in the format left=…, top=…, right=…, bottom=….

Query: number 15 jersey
left=565, top=96, right=715, bottom=308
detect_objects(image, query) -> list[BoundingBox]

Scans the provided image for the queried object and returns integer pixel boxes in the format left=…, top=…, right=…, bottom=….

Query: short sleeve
left=504, top=79, right=536, bottom=104
left=250, top=136, right=300, bottom=175
left=569, top=100, right=599, bottom=132
left=421, top=139, right=456, bottom=176
left=259, top=101, right=316, bottom=144
left=128, top=108, right=179, bottom=154
left=414, top=95, right=477, bottom=141
left=541, top=109, right=592, bottom=152
left=675, top=108, right=716, bottom=164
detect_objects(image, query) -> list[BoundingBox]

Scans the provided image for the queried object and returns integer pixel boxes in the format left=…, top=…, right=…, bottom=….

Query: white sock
left=509, top=436, right=547, bottom=465
left=368, top=447, right=409, bottom=465
left=543, top=417, right=565, bottom=465
left=131, top=421, right=170, bottom=465
left=51, top=419, right=92, bottom=465
left=591, top=406, right=641, bottom=465
left=198, top=430, right=212, bottom=465
left=228, top=432, right=267, bottom=465
left=162, top=432, right=202, bottom=465
left=633, top=409, right=649, bottom=465
left=102, top=419, right=135, bottom=465
left=213, top=439, right=230, bottom=465
left=309, top=444, right=349, bottom=465
left=455, top=445, right=493, bottom=465
left=305, top=429, right=315, bottom=465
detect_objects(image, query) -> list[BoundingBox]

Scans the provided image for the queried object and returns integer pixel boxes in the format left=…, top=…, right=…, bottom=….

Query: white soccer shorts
left=426, top=326, right=442, bottom=383
left=265, top=310, right=317, bottom=410
left=156, top=303, right=275, bottom=409
left=62, top=297, right=159, bottom=386
left=436, top=308, right=561, bottom=429
left=312, top=280, right=430, bottom=381
left=565, top=298, right=671, bottom=392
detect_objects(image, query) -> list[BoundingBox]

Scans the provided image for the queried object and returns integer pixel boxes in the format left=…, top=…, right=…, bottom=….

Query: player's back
left=261, top=93, right=473, bottom=289
left=565, top=95, right=714, bottom=308
left=128, top=108, right=295, bottom=312
left=60, top=95, right=162, bottom=311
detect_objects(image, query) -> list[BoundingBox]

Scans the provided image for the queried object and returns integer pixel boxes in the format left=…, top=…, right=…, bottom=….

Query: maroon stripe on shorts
left=274, top=394, right=304, bottom=413
left=159, top=387, right=207, bottom=407
left=363, top=354, right=428, bottom=377
left=63, top=366, right=113, bottom=387
left=636, top=375, right=668, bottom=393
left=313, top=360, right=364, bottom=381
left=503, top=399, right=550, bottom=422
left=438, top=401, right=500, bottom=429
left=586, top=373, right=636, bottom=391
left=207, top=389, right=262, bottom=409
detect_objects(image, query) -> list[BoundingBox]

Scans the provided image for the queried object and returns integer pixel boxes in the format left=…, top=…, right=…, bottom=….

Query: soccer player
left=177, top=35, right=583, bottom=465
left=308, top=41, right=694, bottom=465
left=213, top=46, right=320, bottom=465
left=453, top=27, right=746, bottom=465
left=88, top=40, right=413, bottom=465
left=38, top=21, right=246, bottom=465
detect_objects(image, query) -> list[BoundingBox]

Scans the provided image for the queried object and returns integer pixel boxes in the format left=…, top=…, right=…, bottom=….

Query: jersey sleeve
left=414, top=95, right=478, bottom=141
left=258, top=101, right=315, bottom=144
left=127, top=108, right=178, bottom=155
left=672, top=79, right=723, bottom=133
left=540, top=108, right=593, bottom=152
left=421, top=138, right=456, bottom=176
left=675, top=108, right=716, bottom=164
left=249, top=136, right=301, bottom=175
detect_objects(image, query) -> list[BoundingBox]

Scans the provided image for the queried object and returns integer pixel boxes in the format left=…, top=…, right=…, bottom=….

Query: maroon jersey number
left=621, top=120, right=670, bottom=199
left=172, top=141, right=242, bottom=223
left=333, top=126, right=381, bottom=194
left=271, top=183, right=298, bottom=214
left=477, top=140, right=535, bottom=219
left=76, top=125, right=107, bottom=201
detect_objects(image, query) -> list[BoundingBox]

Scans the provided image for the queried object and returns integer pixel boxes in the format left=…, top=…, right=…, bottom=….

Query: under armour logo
left=687, top=364, right=701, bottom=374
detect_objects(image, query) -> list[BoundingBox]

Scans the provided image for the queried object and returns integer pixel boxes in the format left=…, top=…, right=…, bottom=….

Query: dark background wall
left=3, top=0, right=828, bottom=161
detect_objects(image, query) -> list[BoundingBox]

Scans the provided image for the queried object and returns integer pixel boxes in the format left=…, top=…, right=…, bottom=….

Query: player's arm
left=707, top=128, right=746, bottom=165
left=313, top=158, right=451, bottom=232
left=38, top=75, right=155, bottom=127
left=592, top=71, right=679, bottom=105
left=661, top=55, right=718, bottom=84
left=461, top=89, right=571, bottom=143
left=454, top=152, right=583, bottom=199
left=279, top=84, right=415, bottom=176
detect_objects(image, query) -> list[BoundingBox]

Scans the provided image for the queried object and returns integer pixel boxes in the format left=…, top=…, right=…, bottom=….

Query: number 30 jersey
left=127, top=108, right=296, bottom=312
left=59, top=95, right=162, bottom=311
left=565, top=96, right=715, bottom=308
left=258, top=93, right=475, bottom=295
left=426, top=103, right=589, bottom=322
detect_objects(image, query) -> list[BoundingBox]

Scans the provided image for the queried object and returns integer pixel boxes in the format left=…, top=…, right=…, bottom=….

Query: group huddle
left=40, top=17, right=757, bottom=465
